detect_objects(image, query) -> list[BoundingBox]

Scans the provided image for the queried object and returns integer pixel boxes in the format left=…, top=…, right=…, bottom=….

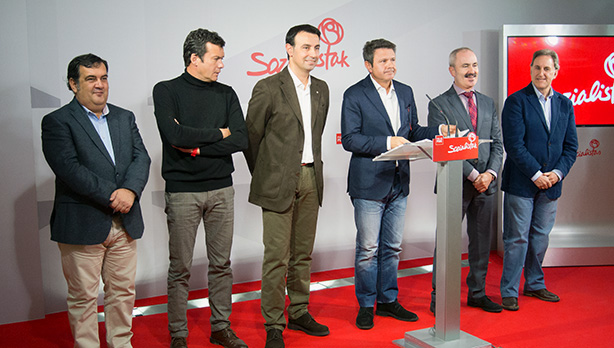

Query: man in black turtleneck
left=152, top=28, right=248, bottom=348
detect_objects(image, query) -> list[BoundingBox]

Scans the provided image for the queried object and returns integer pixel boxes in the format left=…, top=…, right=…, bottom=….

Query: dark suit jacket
left=341, top=75, right=439, bottom=200
left=244, top=67, right=329, bottom=212
left=42, top=98, right=151, bottom=245
left=501, top=83, right=578, bottom=200
left=427, top=85, right=503, bottom=195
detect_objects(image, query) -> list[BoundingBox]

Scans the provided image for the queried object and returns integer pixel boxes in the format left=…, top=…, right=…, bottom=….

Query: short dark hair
left=363, top=39, right=396, bottom=65
left=66, top=53, right=108, bottom=91
left=285, top=24, right=321, bottom=46
left=183, top=28, right=225, bottom=68
left=531, top=49, right=560, bottom=70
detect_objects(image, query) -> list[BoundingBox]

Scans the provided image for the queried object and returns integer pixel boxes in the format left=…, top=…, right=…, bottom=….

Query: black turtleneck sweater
left=152, top=71, right=247, bottom=192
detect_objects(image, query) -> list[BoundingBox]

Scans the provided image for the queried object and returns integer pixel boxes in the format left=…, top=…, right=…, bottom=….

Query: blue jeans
left=352, top=174, right=407, bottom=308
left=500, top=192, right=558, bottom=298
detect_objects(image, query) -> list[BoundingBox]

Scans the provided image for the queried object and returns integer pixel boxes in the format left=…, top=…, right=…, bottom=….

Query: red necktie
left=462, top=91, right=477, bottom=131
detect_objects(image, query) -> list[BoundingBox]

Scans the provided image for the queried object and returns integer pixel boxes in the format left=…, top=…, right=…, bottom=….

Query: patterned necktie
left=462, top=91, right=477, bottom=131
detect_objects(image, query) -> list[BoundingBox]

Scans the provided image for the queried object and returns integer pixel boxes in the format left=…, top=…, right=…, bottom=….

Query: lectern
left=375, top=134, right=492, bottom=348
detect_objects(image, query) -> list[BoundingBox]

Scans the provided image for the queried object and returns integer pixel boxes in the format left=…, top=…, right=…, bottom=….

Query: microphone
left=426, top=94, right=458, bottom=137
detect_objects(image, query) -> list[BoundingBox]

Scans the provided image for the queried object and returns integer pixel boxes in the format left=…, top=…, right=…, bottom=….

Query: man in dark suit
left=41, top=53, right=150, bottom=347
left=427, top=47, right=504, bottom=313
left=245, top=24, right=330, bottom=348
left=341, top=39, right=452, bottom=330
left=499, top=49, right=578, bottom=311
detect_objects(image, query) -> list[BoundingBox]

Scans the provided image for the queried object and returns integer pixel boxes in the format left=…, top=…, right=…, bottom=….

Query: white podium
left=375, top=135, right=492, bottom=348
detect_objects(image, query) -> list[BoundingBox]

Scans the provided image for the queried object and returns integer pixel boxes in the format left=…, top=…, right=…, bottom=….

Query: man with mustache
left=499, top=49, right=577, bottom=311
left=427, top=47, right=504, bottom=314
left=341, top=39, right=453, bottom=330
left=245, top=24, right=330, bottom=348
left=153, top=28, right=248, bottom=348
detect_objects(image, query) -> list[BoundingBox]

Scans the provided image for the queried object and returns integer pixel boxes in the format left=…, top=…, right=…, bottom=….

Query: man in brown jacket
left=244, top=24, right=330, bottom=348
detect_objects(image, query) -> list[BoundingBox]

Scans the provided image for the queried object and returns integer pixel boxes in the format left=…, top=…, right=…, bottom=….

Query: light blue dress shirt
left=83, top=104, right=116, bottom=165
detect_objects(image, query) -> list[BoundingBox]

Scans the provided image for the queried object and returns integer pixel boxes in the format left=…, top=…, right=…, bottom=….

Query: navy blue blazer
left=501, top=83, right=578, bottom=200
left=341, top=75, right=439, bottom=200
left=42, top=98, right=151, bottom=245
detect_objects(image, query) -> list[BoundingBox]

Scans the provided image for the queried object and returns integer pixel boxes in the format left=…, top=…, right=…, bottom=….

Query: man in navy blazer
left=499, top=49, right=578, bottom=311
left=341, top=39, right=451, bottom=330
left=427, top=47, right=504, bottom=314
left=42, top=54, right=150, bottom=347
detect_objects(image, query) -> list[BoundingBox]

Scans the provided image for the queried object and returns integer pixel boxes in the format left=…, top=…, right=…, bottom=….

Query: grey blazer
left=427, top=85, right=503, bottom=195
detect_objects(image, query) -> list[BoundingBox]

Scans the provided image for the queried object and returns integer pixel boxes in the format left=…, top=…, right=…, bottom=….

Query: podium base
left=393, top=328, right=491, bottom=348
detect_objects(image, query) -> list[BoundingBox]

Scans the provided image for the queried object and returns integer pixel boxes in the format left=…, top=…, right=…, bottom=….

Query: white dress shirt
left=288, top=67, right=314, bottom=164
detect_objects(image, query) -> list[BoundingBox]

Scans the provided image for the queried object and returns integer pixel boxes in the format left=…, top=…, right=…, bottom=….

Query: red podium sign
left=432, top=133, right=479, bottom=162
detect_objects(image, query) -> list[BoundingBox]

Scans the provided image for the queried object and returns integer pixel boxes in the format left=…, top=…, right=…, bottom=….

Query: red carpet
left=2, top=254, right=613, bottom=347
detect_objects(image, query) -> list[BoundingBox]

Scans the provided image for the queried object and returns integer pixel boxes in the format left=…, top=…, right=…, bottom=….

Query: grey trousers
left=165, top=187, right=235, bottom=337
left=432, top=181, right=496, bottom=303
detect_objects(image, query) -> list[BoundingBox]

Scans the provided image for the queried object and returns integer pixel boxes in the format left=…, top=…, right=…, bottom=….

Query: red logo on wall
left=577, top=138, right=602, bottom=158
left=247, top=18, right=349, bottom=76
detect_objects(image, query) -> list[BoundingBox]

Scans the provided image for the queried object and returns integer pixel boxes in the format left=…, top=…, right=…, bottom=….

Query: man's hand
left=544, top=171, right=560, bottom=185
left=534, top=175, right=553, bottom=190
left=473, top=173, right=493, bottom=193
left=441, top=125, right=457, bottom=137
left=220, top=128, right=231, bottom=138
left=390, top=136, right=410, bottom=149
left=109, top=188, right=136, bottom=214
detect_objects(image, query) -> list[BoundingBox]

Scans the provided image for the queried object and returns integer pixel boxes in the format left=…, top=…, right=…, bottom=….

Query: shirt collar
left=370, top=75, right=395, bottom=95
left=453, top=83, right=474, bottom=96
left=531, top=82, right=553, bottom=101
left=81, top=104, right=109, bottom=118
left=288, top=66, right=311, bottom=90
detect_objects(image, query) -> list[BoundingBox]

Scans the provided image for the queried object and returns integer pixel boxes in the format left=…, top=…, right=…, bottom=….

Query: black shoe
left=210, top=327, right=248, bottom=348
left=265, top=329, right=284, bottom=348
left=523, top=288, right=560, bottom=302
left=170, top=337, right=187, bottom=348
left=375, top=300, right=419, bottom=322
left=287, top=312, right=329, bottom=336
left=501, top=297, right=519, bottom=311
left=356, top=307, right=374, bottom=330
left=467, top=296, right=502, bottom=313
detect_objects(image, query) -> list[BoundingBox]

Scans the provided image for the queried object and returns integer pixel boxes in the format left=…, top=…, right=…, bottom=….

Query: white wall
left=1, top=0, right=613, bottom=324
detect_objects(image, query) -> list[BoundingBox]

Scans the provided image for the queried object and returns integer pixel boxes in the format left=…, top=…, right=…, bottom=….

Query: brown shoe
left=210, top=327, right=248, bottom=348
left=501, top=297, right=519, bottom=311
left=170, top=337, right=187, bottom=348
left=523, top=288, right=560, bottom=302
